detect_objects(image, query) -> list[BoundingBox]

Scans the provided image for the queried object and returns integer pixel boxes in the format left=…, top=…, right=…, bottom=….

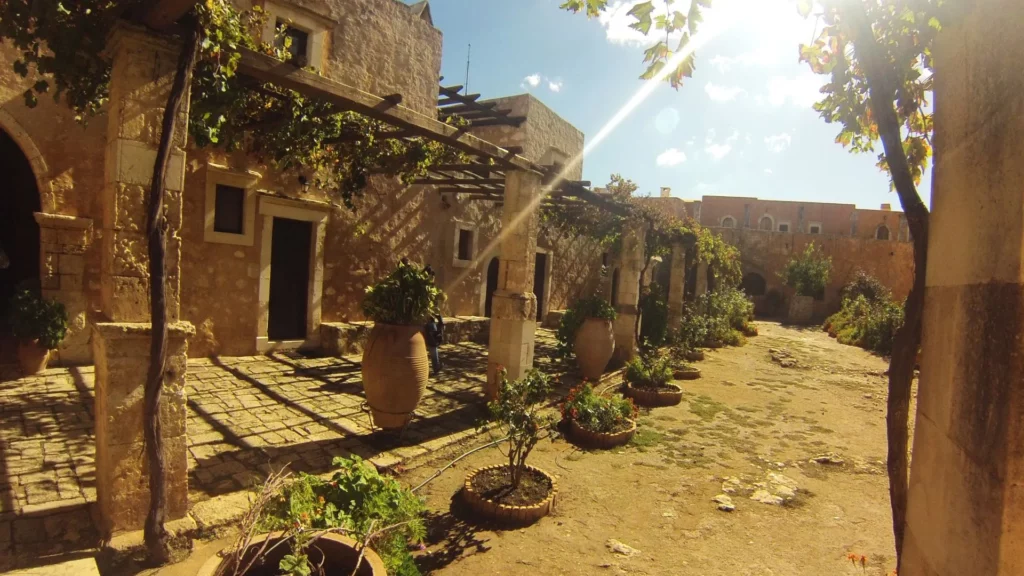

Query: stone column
left=612, top=221, right=645, bottom=363
left=902, top=2, right=1024, bottom=574
left=92, top=24, right=193, bottom=536
left=35, top=213, right=94, bottom=365
left=666, top=242, right=687, bottom=332
left=487, top=170, right=541, bottom=397
left=695, top=261, right=709, bottom=297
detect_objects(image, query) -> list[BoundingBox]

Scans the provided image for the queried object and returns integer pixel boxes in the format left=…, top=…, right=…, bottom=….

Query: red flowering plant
left=561, top=381, right=637, bottom=434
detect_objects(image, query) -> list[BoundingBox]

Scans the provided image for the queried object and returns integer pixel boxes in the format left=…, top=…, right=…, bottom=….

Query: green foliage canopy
left=361, top=260, right=444, bottom=325
left=8, top=289, right=69, bottom=349
left=780, top=242, right=832, bottom=297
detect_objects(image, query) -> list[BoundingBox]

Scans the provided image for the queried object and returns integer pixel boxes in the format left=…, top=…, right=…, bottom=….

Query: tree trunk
left=143, top=23, right=200, bottom=564
left=844, top=5, right=931, bottom=571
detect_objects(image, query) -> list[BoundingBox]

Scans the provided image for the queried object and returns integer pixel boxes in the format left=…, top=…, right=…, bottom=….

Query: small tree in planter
left=622, top=352, right=683, bottom=407
left=463, top=367, right=557, bottom=523
left=361, top=260, right=445, bottom=429
left=562, top=383, right=637, bottom=449
left=199, top=456, right=424, bottom=576
left=780, top=243, right=832, bottom=325
left=8, top=289, right=68, bottom=375
left=556, top=296, right=617, bottom=379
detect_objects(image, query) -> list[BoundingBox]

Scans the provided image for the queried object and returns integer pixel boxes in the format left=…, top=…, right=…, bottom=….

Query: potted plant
left=9, top=289, right=68, bottom=376
left=669, top=344, right=701, bottom=380
left=622, top=353, right=683, bottom=407
left=199, top=456, right=425, bottom=576
left=463, top=367, right=557, bottom=524
left=561, top=382, right=637, bottom=449
left=780, top=243, right=831, bottom=325
left=556, top=296, right=617, bottom=380
left=361, top=260, right=444, bottom=429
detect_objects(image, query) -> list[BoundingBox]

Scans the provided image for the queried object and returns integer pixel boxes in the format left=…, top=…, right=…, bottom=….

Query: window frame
left=876, top=224, right=892, bottom=240
left=452, top=222, right=477, bottom=268
left=807, top=221, right=823, bottom=234
left=720, top=215, right=737, bottom=229
left=758, top=214, right=774, bottom=231
left=777, top=221, right=791, bottom=233
left=261, top=1, right=331, bottom=71
left=204, top=164, right=261, bottom=246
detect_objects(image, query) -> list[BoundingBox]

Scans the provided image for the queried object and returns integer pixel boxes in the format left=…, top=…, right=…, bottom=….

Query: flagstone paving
left=0, top=331, right=564, bottom=568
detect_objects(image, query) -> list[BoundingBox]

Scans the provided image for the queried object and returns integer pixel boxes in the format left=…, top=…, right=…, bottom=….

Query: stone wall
left=714, top=227, right=914, bottom=316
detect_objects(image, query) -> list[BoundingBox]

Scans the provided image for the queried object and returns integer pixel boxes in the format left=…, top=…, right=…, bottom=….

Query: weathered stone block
left=57, top=254, right=85, bottom=276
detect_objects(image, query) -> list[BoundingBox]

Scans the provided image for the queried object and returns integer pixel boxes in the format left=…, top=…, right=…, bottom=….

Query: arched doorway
left=740, top=272, right=767, bottom=296
left=484, top=257, right=499, bottom=317
left=0, top=129, right=42, bottom=334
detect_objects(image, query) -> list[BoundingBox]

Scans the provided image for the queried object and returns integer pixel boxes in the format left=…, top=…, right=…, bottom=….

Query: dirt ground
left=404, top=321, right=911, bottom=576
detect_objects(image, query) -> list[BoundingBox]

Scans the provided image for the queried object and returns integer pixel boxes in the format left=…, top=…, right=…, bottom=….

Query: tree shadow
left=415, top=492, right=493, bottom=573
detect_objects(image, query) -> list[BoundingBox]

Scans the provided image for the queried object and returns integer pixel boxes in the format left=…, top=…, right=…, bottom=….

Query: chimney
left=660, top=187, right=671, bottom=198
left=881, top=203, right=891, bottom=210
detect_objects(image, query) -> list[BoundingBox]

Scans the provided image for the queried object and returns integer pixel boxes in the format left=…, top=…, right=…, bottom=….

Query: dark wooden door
left=484, top=257, right=499, bottom=317
left=268, top=217, right=312, bottom=341
left=533, top=253, right=547, bottom=322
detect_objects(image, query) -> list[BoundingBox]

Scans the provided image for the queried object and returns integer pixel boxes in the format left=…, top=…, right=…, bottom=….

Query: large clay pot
left=573, top=318, right=614, bottom=380
left=17, top=340, right=50, bottom=376
left=361, top=323, right=429, bottom=430
left=196, top=532, right=386, bottom=576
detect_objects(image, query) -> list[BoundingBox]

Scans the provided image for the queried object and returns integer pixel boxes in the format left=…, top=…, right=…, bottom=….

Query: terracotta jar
left=573, top=318, right=614, bottom=380
left=17, top=340, right=50, bottom=376
left=196, top=532, right=385, bottom=576
left=361, top=323, right=429, bottom=429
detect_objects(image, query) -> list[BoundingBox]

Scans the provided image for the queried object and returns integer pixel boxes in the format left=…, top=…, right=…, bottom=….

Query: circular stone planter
left=568, top=418, right=636, bottom=449
left=684, top=349, right=705, bottom=362
left=463, top=464, right=557, bottom=524
left=624, top=382, right=684, bottom=407
left=673, top=367, right=701, bottom=380
left=196, top=532, right=386, bottom=576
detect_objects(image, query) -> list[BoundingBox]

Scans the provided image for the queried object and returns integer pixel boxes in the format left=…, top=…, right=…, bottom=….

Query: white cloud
left=709, top=51, right=779, bottom=74
left=766, top=75, right=825, bottom=107
left=705, top=82, right=745, bottom=102
left=522, top=74, right=541, bottom=89
left=764, top=132, right=792, bottom=153
left=686, top=139, right=695, bottom=147
left=656, top=148, right=687, bottom=167
left=704, top=130, right=739, bottom=161
left=548, top=80, right=563, bottom=92
left=764, top=168, right=774, bottom=174
left=522, top=74, right=564, bottom=93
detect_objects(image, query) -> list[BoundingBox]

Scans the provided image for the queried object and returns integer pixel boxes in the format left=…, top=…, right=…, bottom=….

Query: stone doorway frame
left=256, top=194, right=329, bottom=353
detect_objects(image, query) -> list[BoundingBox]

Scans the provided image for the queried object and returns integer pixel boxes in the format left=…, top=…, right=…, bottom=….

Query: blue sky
left=425, top=0, right=930, bottom=210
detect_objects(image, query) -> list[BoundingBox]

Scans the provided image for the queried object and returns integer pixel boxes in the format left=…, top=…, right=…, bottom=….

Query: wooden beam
left=429, top=163, right=498, bottom=174
left=438, top=95, right=485, bottom=107
left=440, top=85, right=465, bottom=94
left=141, top=0, right=201, bottom=29
left=467, top=117, right=526, bottom=128
left=438, top=101, right=495, bottom=113
left=237, top=49, right=536, bottom=172
left=414, top=178, right=505, bottom=186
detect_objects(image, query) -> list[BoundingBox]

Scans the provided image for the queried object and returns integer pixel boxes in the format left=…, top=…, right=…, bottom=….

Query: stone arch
left=876, top=224, right=891, bottom=240
left=758, top=214, right=774, bottom=231
left=721, top=215, right=736, bottom=228
left=0, top=109, right=55, bottom=212
left=740, top=272, right=767, bottom=296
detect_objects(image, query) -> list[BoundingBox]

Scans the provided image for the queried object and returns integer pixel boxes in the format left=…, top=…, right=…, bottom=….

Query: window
left=721, top=216, right=736, bottom=228
left=759, top=215, right=773, bottom=231
left=213, top=185, right=245, bottom=234
left=457, top=229, right=473, bottom=261
left=777, top=222, right=790, bottom=233
left=204, top=165, right=260, bottom=246
left=808, top=222, right=822, bottom=234
left=277, top=20, right=310, bottom=66
left=876, top=225, right=891, bottom=240
left=601, top=252, right=609, bottom=266
left=261, top=2, right=331, bottom=71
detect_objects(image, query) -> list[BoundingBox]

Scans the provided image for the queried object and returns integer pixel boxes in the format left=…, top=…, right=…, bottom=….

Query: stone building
left=0, top=0, right=605, bottom=366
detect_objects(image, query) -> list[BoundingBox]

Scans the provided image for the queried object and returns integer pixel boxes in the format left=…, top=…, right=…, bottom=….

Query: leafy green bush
left=624, top=353, right=673, bottom=388
left=674, top=287, right=753, bottom=349
left=489, top=368, right=556, bottom=488
left=362, top=260, right=444, bottom=325
left=555, top=296, right=617, bottom=358
left=260, top=456, right=426, bottom=576
left=8, top=289, right=68, bottom=349
left=825, top=294, right=904, bottom=355
left=841, top=269, right=891, bottom=303
left=561, top=383, right=636, bottom=433
left=780, top=243, right=832, bottom=297
left=639, top=282, right=668, bottom=349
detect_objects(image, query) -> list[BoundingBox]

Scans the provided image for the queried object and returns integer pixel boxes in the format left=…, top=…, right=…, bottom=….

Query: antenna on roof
left=465, top=44, right=471, bottom=95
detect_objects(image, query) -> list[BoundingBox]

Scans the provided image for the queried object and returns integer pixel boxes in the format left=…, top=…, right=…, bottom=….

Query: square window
left=214, top=184, right=245, bottom=234
left=809, top=225, right=821, bottom=234
left=778, top=223, right=790, bottom=232
left=277, top=20, right=309, bottom=66
left=601, top=252, right=609, bottom=266
left=457, top=229, right=473, bottom=261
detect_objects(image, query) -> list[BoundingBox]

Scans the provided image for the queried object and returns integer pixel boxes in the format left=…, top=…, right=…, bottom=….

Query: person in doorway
left=423, top=265, right=444, bottom=376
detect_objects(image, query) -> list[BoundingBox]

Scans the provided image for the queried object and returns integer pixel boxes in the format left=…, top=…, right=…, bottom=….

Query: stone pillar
left=612, top=221, right=645, bottom=363
left=902, top=2, right=1024, bottom=574
left=92, top=24, right=193, bottom=536
left=93, top=322, right=194, bottom=535
left=35, top=213, right=94, bottom=365
left=487, top=170, right=541, bottom=397
left=695, top=261, right=709, bottom=297
left=99, top=24, right=188, bottom=323
left=666, top=242, right=687, bottom=332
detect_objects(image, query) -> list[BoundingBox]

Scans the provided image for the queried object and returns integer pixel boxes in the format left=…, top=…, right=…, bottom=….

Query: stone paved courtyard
left=0, top=331, right=564, bottom=565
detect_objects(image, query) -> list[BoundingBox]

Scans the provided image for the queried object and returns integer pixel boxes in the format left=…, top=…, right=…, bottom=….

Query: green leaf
left=687, top=1, right=703, bottom=35
left=640, top=60, right=666, bottom=81
left=671, top=10, right=687, bottom=31
left=627, top=1, right=655, bottom=35
left=796, top=0, right=813, bottom=18
left=279, top=554, right=312, bottom=576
